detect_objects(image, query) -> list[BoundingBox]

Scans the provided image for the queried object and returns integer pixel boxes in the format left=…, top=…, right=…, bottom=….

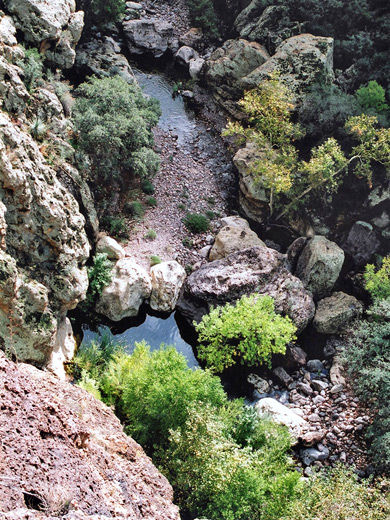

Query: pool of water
left=81, top=311, right=199, bottom=368
left=133, top=67, right=197, bottom=146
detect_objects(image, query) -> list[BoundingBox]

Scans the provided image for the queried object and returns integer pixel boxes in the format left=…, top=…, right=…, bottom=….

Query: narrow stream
left=80, top=67, right=232, bottom=368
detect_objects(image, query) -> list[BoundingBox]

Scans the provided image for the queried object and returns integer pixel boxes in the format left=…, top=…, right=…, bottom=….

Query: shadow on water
left=80, top=305, right=199, bottom=369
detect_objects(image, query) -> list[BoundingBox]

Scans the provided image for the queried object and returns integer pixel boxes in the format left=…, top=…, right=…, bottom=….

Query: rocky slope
left=0, top=8, right=94, bottom=378
left=0, top=351, right=180, bottom=520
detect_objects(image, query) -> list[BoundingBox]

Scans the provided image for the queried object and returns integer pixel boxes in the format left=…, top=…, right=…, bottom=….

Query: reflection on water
left=82, top=312, right=199, bottom=368
left=133, top=68, right=197, bottom=146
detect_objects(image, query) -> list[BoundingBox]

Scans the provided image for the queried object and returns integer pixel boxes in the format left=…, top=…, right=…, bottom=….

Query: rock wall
left=0, top=10, right=91, bottom=376
left=0, top=351, right=180, bottom=520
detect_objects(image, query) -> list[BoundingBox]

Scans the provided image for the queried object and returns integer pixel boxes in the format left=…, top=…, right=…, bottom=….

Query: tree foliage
left=195, top=294, right=296, bottom=372
left=81, top=0, right=125, bottom=26
left=225, top=75, right=390, bottom=219
left=73, top=75, right=160, bottom=184
left=364, top=256, right=390, bottom=302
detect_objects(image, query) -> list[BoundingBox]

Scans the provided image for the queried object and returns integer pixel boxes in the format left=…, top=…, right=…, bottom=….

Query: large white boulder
left=150, top=261, right=186, bottom=312
left=255, top=397, right=308, bottom=442
left=96, top=258, right=152, bottom=321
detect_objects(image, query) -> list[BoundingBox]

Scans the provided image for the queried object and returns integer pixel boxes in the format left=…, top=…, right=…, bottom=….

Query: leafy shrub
left=183, top=213, right=209, bottom=233
left=72, top=76, right=161, bottom=184
left=131, top=147, right=160, bottom=178
left=150, top=255, right=161, bottom=266
left=101, top=216, right=128, bottom=238
left=124, top=201, right=144, bottom=219
left=141, top=179, right=155, bottom=194
left=146, top=196, right=157, bottom=207
left=343, top=300, right=390, bottom=471
left=283, top=465, right=390, bottom=520
left=74, top=342, right=297, bottom=519
left=144, top=229, right=157, bottom=240
left=195, top=294, right=296, bottom=372
left=83, top=253, right=113, bottom=308
left=72, top=332, right=123, bottom=382
left=81, top=0, right=125, bottom=25
left=163, top=403, right=298, bottom=520
left=186, top=0, right=220, bottom=38
left=356, top=81, right=389, bottom=115
left=17, top=47, right=44, bottom=91
left=364, top=256, right=390, bottom=301
left=29, top=118, right=46, bottom=140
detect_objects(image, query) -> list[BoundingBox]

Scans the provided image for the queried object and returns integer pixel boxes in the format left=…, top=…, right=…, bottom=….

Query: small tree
left=73, top=75, right=161, bottom=184
left=195, top=294, right=296, bottom=372
left=224, top=75, right=390, bottom=220
left=83, top=0, right=125, bottom=25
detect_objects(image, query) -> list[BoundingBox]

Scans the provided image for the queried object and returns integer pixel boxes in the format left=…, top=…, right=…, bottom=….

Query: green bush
left=364, top=256, right=390, bottom=301
left=146, top=196, right=157, bottom=207
left=83, top=253, right=113, bottom=308
left=124, top=201, right=145, bottom=219
left=101, top=216, right=128, bottom=237
left=141, top=179, right=155, bottom=194
left=195, top=294, right=296, bottom=372
left=144, top=229, right=157, bottom=240
left=183, top=213, right=209, bottom=233
left=343, top=299, right=390, bottom=471
left=283, top=465, right=390, bottom=520
left=72, top=76, right=161, bottom=184
left=150, top=255, right=162, bottom=266
left=186, top=0, right=220, bottom=39
left=17, top=47, right=44, bottom=92
left=73, top=342, right=298, bottom=519
left=356, top=81, right=389, bottom=115
left=82, top=0, right=125, bottom=25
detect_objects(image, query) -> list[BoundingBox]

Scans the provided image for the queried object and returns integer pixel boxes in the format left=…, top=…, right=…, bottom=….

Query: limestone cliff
left=0, top=8, right=92, bottom=376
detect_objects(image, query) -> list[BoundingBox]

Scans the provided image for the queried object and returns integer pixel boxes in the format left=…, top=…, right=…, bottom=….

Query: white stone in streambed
left=255, top=397, right=308, bottom=442
left=96, top=258, right=151, bottom=321
left=150, top=261, right=186, bottom=312
left=96, top=235, right=125, bottom=261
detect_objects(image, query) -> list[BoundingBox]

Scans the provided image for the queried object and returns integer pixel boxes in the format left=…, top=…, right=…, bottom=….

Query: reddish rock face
left=0, top=352, right=180, bottom=520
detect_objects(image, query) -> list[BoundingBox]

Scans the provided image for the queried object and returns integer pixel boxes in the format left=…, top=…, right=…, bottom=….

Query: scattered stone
left=330, top=384, right=344, bottom=394
left=301, top=445, right=330, bottom=465
left=330, top=355, right=347, bottom=386
left=177, top=246, right=315, bottom=333
left=123, top=19, right=179, bottom=58
left=294, top=236, right=345, bottom=299
left=301, top=430, right=325, bottom=447
left=150, top=260, right=186, bottom=312
left=297, top=382, right=313, bottom=396
left=96, top=235, right=125, bottom=260
left=313, top=292, right=363, bottom=334
left=96, top=258, right=152, bottom=321
left=248, top=373, right=270, bottom=394
left=343, top=221, right=381, bottom=267
left=312, top=380, right=329, bottom=392
left=306, top=359, right=324, bottom=373
left=273, top=367, right=293, bottom=387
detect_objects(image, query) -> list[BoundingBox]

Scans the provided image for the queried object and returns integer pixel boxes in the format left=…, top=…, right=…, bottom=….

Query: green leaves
left=364, top=256, right=390, bottom=302
left=72, top=76, right=161, bottom=184
left=195, top=294, right=296, bottom=372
